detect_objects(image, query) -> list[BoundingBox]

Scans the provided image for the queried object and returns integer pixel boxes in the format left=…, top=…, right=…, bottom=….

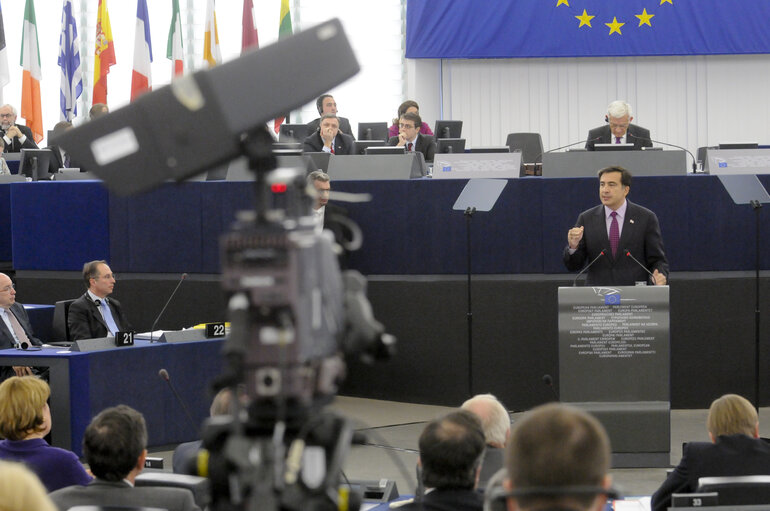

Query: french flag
left=130, top=0, right=152, bottom=102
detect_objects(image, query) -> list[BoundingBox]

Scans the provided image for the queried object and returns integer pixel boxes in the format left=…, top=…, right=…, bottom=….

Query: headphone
left=316, top=94, right=332, bottom=115
left=16, top=340, right=42, bottom=351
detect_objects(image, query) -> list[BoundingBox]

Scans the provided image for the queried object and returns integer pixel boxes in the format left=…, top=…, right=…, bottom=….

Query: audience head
left=82, top=260, right=115, bottom=298
left=461, top=394, right=510, bottom=448
left=398, top=112, right=422, bottom=141
left=84, top=405, right=147, bottom=482
left=419, top=409, right=486, bottom=491
left=316, top=94, right=337, bottom=116
left=209, top=385, right=247, bottom=416
left=505, top=403, right=611, bottom=511
left=51, top=121, right=73, bottom=138
left=0, top=461, right=56, bottom=511
left=0, top=376, right=51, bottom=441
left=89, top=103, right=109, bottom=119
left=0, top=273, right=16, bottom=309
left=707, top=393, right=758, bottom=440
left=605, top=100, right=633, bottom=139
left=0, top=104, right=17, bottom=131
left=307, top=170, right=331, bottom=210
left=394, top=100, right=421, bottom=124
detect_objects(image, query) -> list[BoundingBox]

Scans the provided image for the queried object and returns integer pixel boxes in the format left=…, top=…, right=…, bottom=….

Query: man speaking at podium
left=564, top=167, right=668, bottom=286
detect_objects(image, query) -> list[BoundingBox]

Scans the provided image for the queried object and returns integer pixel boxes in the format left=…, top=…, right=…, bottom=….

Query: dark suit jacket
left=303, top=131, right=355, bottom=155
left=0, top=303, right=42, bottom=382
left=563, top=200, right=669, bottom=286
left=67, top=292, right=131, bottom=341
left=3, top=124, right=38, bottom=153
left=387, top=133, right=436, bottom=162
left=323, top=202, right=352, bottom=269
left=50, top=478, right=200, bottom=511
left=46, top=145, right=66, bottom=172
left=478, top=446, right=505, bottom=490
left=306, top=116, right=355, bottom=139
left=585, top=123, right=652, bottom=150
left=398, top=488, right=484, bottom=511
left=651, top=435, right=770, bottom=511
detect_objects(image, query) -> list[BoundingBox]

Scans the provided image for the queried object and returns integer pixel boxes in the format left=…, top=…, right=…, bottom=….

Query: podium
left=558, top=286, right=670, bottom=467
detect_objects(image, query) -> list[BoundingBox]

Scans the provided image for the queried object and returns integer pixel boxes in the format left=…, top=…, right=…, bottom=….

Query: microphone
left=535, top=136, right=601, bottom=163
left=572, top=249, right=606, bottom=286
left=149, top=273, right=188, bottom=342
left=623, top=249, right=656, bottom=284
left=158, top=368, right=199, bottom=435
left=542, top=374, right=559, bottom=401
left=626, top=132, right=698, bottom=172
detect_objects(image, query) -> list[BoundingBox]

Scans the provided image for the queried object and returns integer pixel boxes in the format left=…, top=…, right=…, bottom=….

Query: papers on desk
left=134, top=330, right=166, bottom=340
left=613, top=496, right=651, bottom=511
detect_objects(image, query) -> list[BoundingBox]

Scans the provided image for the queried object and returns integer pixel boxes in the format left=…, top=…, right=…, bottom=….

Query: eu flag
left=406, top=0, right=770, bottom=58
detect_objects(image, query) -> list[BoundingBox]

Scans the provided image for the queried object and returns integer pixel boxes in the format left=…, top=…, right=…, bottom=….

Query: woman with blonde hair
left=0, top=376, right=91, bottom=491
left=0, top=461, right=56, bottom=511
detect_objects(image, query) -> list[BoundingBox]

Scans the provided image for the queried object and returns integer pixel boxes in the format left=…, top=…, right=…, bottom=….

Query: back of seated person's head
left=707, top=393, right=758, bottom=439
left=209, top=385, right=247, bottom=416
left=0, top=461, right=56, bottom=511
left=0, top=376, right=49, bottom=441
left=461, top=393, right=510, bottom=448
left=84, top=405, right=147, bottom=481
left=505, top=403, right=611, bottom=511
left=419, top=409, right=486, bottom=491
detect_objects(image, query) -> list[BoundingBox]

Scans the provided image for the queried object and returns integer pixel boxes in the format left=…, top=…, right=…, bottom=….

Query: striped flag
left=130, top=0, right=152, bottom=101
left=203, top=0, right=221, bottom=67
left=58, top=0, right=82, bottom=121
left=242, top=0, right=258, bottom=53
left=93, top=0, right=116, bottom=105
left=166, top=0, right=183, bottom=77
left=0, top=1, right=10, bottom=104
left=20, top=0, right=42, bottom=143
left=274, top=0, right=293, bottom=133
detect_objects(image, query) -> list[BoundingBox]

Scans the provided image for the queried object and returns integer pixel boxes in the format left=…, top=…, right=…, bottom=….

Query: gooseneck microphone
left=626, top=132, right=698, bottom=172
left=149, top=273, right=188, bottom=342
left=572, top=249, right=606, bottom=286
left=623, top=249, right=656, bottom=284
left=535, top=136, right=602, bottom=163
left=542, top=374, right=559, bottom=401
left=158, top=368, right=199, bottom=434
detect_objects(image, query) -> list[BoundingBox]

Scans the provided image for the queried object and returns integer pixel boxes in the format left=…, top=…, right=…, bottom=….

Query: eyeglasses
left=95, top=273, right=117, bottom=281
left=398, top=123, right=416, bottom=129
left=0, top=284, right=15, bottom=292
left=609, top=122, right=629, bottom=130
left=0, top=113, right=14, bottom=118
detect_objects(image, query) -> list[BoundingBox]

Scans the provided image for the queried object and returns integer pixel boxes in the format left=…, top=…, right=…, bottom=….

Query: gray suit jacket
left=50, top=479, right=200, bottom=511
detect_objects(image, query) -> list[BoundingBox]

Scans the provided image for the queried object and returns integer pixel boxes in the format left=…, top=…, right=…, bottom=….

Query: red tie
left=330, top=145, right=335, bottom=154
left=407, top=142, right=413, bottom=152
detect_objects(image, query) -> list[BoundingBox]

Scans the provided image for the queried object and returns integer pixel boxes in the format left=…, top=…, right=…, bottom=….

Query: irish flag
left=20, top=0, right=42, bottom=143
left=166, top=0, right=183, bottom=77
left=93, top=0, right=115, bottom=105
left=130, top=0, right=152, bottom=101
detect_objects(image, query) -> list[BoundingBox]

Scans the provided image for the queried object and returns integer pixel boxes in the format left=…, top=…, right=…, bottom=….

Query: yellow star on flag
left=575, top=9, right=595, bottom=28
left=556, top=0, right=569, bottom=6
left=605, top=17, right=625, bottom=35
left=635, top=8, right=655, bottom=27
left=660, top=0, right=673, bottom=5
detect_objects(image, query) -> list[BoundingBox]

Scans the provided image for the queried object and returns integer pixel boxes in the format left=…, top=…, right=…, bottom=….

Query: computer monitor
left=365, top=146, right=406, bottom=155
left=4, top=152, right=20, bottom=174
left=718, top=143, right=759, bottom=150
left=19, top=149, right=53, bottom=180
left=467, top=147, right=511, bottom=153
left=436, top=138, right=466, bottom=154
left=272, top=142, right=303, bottom=154
left=278, top=123, right=309, bottom=142
left=354, top=140, right=386, bottom=155
left=594, top=143, right=635, bottom=152
left=357, top=122, right=388, bottom=142
left=434, top=120, right=462, bottom=139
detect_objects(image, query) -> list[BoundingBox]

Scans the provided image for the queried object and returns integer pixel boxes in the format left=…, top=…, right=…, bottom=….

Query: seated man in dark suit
left=0, top=273, right=42, bottom=382
left=305, top=94, right=355, bottom=138
left=501, top=403, right=614, bottom=511
left=0, top=104, right=38, bottom=153
left=50, top=405, right=200, bottom=511
left=46, top=121, right=73, bottom=173
left=387, top=111, right=436, bottom=162
left=400, top=410, right=485, bottom=511
left=651, top=394, right=770, bottom=511
left=461, top=394, right=510, bottom=489
left=585, top=100, right=652, bottom=150
left=303, top=114, right=355, bottom=155
left=68, top=260, right=131, bottom=341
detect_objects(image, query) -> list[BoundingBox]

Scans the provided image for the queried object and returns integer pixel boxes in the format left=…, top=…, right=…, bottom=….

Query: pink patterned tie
left=615, top=136, right=621, bottom=144
left=609, top=211, right=619, bottom=257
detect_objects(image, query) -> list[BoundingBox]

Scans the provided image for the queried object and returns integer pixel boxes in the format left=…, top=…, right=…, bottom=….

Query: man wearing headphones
left=305, top=94, right=355, bottom=139
left=585, top=100, right=652, bottom=150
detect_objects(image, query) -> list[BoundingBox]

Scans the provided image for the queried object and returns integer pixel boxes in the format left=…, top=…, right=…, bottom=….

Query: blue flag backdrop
left=406, top=0, right=770, bottom=59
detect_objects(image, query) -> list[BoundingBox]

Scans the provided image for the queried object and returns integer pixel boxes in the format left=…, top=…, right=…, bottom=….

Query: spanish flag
left=93, top=0, right=115, bottom=105
left=20, top=0, right=42, bottom=143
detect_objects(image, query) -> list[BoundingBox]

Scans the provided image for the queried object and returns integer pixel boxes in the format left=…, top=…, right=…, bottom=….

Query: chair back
left=505, top=133, right=544, bottom=163
left=698, top=475, right=770, bottom=505
left=51, top=299, right=75, bottom=342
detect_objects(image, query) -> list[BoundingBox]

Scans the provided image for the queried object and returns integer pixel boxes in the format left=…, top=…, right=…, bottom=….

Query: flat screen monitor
left=354, top=140, right=386, bottom=155
left=357, top=122, right=388, bottom=142
left=365, top=146, right=406, bottom=155
left=278, top=123, right=309, bottom=142
left=718, top=143, right=759, bottom=150
left=436, top=138, right=466, bottom=154
left=272, top=142, right=303, bottom=154
left=594, top=143, right=635, bottom=152
left=434, top=120, right=462, bottom=139
left=467, top=147, right=511, bottom=154
left=19, top=149, right=53, bottom=180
